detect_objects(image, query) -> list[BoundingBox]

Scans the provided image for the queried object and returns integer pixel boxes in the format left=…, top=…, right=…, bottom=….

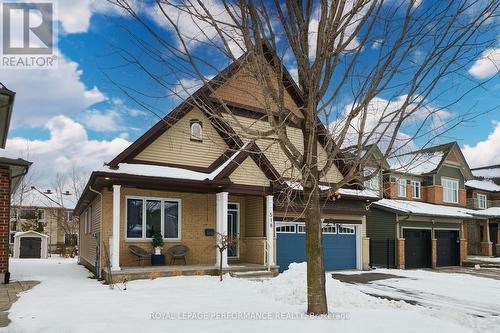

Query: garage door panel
left=404, top=229, right=431, bottom=269
left=436, top=230, right=460, bottom=267
left=276, top=225, right=357, bottom=272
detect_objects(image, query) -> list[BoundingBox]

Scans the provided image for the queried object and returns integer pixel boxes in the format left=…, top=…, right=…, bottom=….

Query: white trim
left=227, top=201, right=240, bottom=259
left=216, top=192, right=229, bottom=268
left=265, top=195, right=275, bottom=267
left=111, top=185, right=121, bottom=271
left=338, top=224, right=356, bottom=235
left=124, top=195, right=182, bottom=242
left=355, top=225, right=362, bottom=270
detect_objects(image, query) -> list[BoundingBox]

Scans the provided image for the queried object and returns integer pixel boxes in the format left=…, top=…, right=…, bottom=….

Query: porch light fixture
left=0, top=83, right=15, bottom=149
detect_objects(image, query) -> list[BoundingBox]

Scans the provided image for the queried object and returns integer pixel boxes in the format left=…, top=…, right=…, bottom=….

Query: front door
left=490, top=223, right=499, bottom=257
left=227, top=203, right=239, bottom=258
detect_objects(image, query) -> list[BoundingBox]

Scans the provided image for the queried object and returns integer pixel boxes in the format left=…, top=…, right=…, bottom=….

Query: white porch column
left=266, top=195, right=275, bottom=267
left=111, top=185, right=121, bottom=271
left=216, top=192, right=229, bottom=268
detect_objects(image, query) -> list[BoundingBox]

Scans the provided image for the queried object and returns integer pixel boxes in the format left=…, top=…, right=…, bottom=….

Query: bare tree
left=216, top=232, right=237, bottom=281
left=106, top=0, right=499, bottom=314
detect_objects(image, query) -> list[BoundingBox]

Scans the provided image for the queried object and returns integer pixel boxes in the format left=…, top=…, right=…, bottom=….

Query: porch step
left=230, top=270, right=276, bottom=279
left=462, top=260, right=500, bottom=269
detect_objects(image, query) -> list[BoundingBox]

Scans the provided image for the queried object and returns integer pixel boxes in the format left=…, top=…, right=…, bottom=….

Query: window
left=442, top=177, right=459, bottom=203
left=363, top=168, right=380, bottom=192
left=190, top=120, right=203, bottom=141
left=65, top=210, right=73, bottom=222
left=20, top=209, right=43, bottom=220
left=397, top=178, right=407, bottom=197
left=477, top=193, right=487, bottom=209
left=322, top=224, right=337, bottom=234
left=126, top=197, right=181, bottom=240
left=338, top=225, right=355, bottom=234
left=275, top=224, right=296, bottom=233
left=297, top=225, right=306, bottom=233
left=411, top=180, right=421, bottom=199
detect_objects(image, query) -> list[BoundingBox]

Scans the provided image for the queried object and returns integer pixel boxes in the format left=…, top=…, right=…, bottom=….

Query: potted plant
left=151, top=231, right=164, bottom=255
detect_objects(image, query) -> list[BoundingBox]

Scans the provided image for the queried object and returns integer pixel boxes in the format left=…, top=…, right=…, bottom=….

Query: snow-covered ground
left=466, top=256, right=500, bottom=263
left=3, top=258, right=500, bottom=333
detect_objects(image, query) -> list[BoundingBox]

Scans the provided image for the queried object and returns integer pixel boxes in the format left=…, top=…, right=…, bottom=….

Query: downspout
left=88, top=186, right=103, bottom=279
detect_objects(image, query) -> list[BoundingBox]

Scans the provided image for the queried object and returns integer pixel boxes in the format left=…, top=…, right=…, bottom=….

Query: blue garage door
left=276, top=223, right=357, bottom=272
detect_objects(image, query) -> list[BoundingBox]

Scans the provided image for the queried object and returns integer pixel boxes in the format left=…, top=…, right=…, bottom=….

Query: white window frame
left=411, top=180, right=421, bottom=199
left=363, top=168, right=380, bottom=192
left=442, top=177, right=459, bottom=204
left=338, top=224, right=356, bottom=235
left=85, top=205, right=92, bottom=234
left=125, top=196, right=182, bottom=241
left=297, top=224, right=306, bottom=234
left=397, top=178, right=407, bottom=198
left=275, top=223, right=297, bottom=234
left=190, top=121, right=203, bottom=141
left=477, top=193, right=487, bottom=209
left=322, top=223, right=337, bottom=234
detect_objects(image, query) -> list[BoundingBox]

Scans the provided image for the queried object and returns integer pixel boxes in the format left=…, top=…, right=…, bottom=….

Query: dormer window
left=190, top=120, right=203, bottom=141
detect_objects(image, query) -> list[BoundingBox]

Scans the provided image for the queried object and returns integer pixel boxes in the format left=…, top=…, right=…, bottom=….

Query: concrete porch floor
left=105, top=263, right=279, bottom=282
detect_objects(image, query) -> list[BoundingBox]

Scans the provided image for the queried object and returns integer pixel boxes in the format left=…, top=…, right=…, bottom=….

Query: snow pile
left=465, top=179, right=500, bottom=192
left=472, top=166, right=500, bottom=179
left=374, top=199, right=474, bottom=218
left=285, top=181, right=380, bottom=199
left=468, top=207, right=500, bottom=218
left=389, top=152, right=443, bottom=175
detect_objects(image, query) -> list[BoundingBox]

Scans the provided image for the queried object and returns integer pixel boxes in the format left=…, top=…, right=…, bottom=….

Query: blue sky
left=1, top=0, right=499, bottom=187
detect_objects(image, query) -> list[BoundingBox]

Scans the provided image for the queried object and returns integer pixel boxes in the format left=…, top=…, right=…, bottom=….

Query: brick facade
left=0, top=168, right=10, bottom=278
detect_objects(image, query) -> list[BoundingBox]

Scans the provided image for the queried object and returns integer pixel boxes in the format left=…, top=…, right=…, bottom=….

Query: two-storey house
left=74, top=55, right=376, bottom=281
left=465, top=168, right=500, bottom=257
left=367, top=142, right=474, bottom=269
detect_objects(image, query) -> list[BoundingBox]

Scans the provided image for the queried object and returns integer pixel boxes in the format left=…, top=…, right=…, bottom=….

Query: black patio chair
left=167, top=245, right=188, bottom=265
left=128, top=245, right=151, bottom=266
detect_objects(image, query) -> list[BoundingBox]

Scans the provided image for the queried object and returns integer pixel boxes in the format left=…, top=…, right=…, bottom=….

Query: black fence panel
left=369, top=239, right=396, bottom=269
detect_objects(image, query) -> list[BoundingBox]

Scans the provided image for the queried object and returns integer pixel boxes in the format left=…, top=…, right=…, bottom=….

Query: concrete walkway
left=0, top=281, right=38, bottom=327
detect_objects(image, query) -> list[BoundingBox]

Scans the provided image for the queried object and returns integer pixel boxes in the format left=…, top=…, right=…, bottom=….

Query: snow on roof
left=12, top=188, right=77, bottom=210
left=472, top=167, right=500, bottom=179
left=284, top=181, right=379, bottom=198
left=467, top=207, right=500, bottom=218
left=103, top=143, right=249, bottom=182
left=373, top=199, right=474, bottom=218
left=388, top=152, right=443, bottom=175
left=465, top=179, right=500, bottom=192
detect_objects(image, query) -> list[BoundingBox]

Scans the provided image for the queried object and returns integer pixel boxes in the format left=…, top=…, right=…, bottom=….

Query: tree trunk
left=219, top=249, right=223, bottom=281
left=303, top=101, right=328, bottom=315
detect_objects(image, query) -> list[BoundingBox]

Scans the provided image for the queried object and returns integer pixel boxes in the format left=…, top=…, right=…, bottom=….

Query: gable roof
left=107, top=48, right=350, bottom=179
left=388, top=142, right=473, bottom=178
left=342, top=143, right=390, bottom=170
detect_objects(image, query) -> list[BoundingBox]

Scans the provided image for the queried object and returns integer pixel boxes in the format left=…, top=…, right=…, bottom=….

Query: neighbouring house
left=464, top=173, right=500, bottom=257
left=74, top=56, right=377, bottom=281
left=0, top=83, right=32, bottom=283
left=471, top=164, right=500, bottom=185
left=367, top=142, right=474, bottom=269
left=10, top=188, right=78, bottom=255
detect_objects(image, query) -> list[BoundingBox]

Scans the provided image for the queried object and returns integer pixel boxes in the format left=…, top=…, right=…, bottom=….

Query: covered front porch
left=104, top=185, right=277, bottom=279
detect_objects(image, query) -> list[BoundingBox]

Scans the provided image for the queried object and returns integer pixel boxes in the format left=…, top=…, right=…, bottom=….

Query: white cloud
left=468, top=47, right=500, bottom=79
left=83, top=110, right=123, bottom=132
left=332, top=95, right=449, bottom=154
left=5, top=116, right=131, bottom=186
left=3, top=52, right=106, bottom=129
left=57, top=0, right=125, bottom=34
left=171, top=77, right=212, bottom=100
left=147, top=1, right=244, bottom=56
left=371, top=39, right=383, bottom=50
left=463, top=121, right=500, bottom=168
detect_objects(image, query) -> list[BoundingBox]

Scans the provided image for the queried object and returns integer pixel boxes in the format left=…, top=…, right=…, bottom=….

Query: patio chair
left=128, top=245, right=151, bottom=266
left=167, top=245, right=188, bottom=265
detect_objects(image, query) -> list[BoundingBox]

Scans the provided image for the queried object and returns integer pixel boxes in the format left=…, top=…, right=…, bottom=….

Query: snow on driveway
left=3, top=258, right=499, bottom=333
